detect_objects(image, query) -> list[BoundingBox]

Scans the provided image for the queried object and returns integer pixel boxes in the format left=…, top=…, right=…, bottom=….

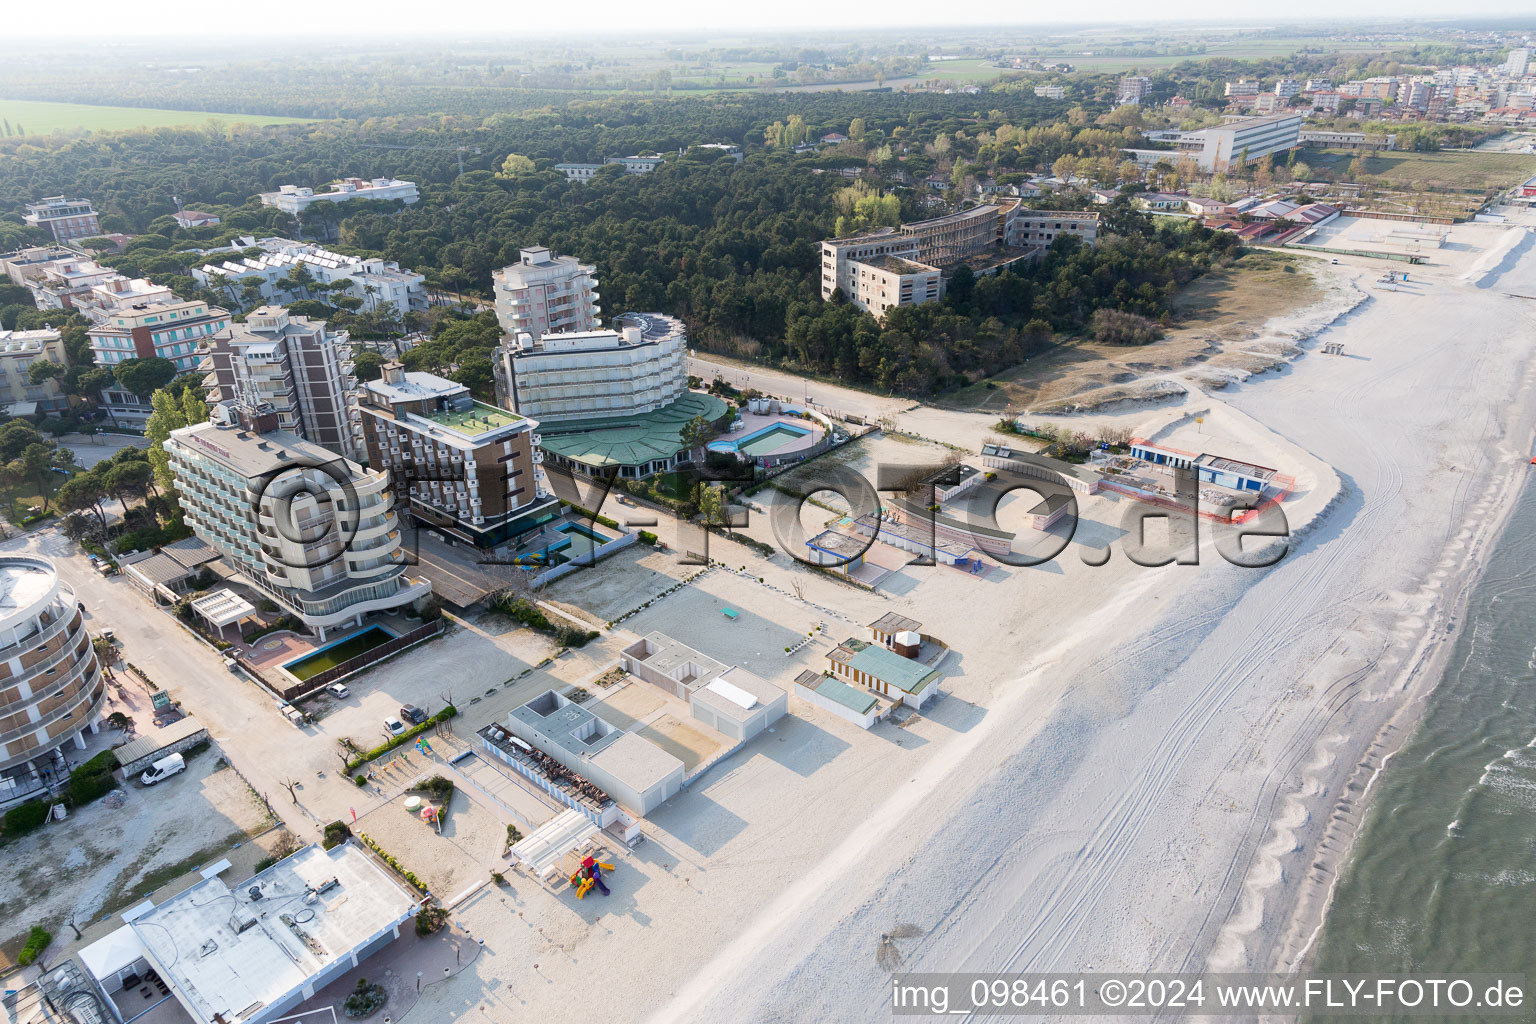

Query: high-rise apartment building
left=23, top=197, right=100, bottom=243
left=203, top=306, right=360, bottom=461
left=0, top=328, right=70, bottom=416
left=492, top=312, right=689, bottom=421
left=1117, top=76, right=1153, bottom=104
left=165, top=410, right=427, bottom=636
left=88, top=299, right=233, bottom=425
left=491, top=247, right=600, bottom=339
left=0, top=556, right=105, bottom=807
left=356, top=364, right=559, bottom=548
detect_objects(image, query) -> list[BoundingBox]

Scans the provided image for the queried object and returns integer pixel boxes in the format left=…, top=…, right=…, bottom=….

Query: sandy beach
left=318, top=212, right=1536, bottom=1024
left=633, top=216, right=1536, bottom=1022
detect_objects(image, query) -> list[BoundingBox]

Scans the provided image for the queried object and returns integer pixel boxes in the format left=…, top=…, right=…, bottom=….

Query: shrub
left=414, top=905, right=448, bottom=936
left=17, top=925, right=51, bottom=966
left=346, top=706, right=457, bottom=770
left=322, top=820, right=352, bottom=850
left=491, top=870, right=505, bottom=885
left=1088, top=308, right=1164, bottom=346
left=3, top=799, right=49, bottom=838
left=637, top=530, right=658, bottom=546
left=355, top=774, right=368, bottom=786
left=417, top=775, right=454, bottom=801
left=343, top=978, right=387, bottom=1018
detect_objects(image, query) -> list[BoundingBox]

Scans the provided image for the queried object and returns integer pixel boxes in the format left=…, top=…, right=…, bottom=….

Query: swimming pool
left=710, top=422, right=811, bottom=457
left=284, top=625, right=396, bottom=681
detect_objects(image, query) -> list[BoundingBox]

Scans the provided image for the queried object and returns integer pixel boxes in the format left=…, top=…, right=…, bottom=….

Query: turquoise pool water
left=710, top=422, right=811, bottom=457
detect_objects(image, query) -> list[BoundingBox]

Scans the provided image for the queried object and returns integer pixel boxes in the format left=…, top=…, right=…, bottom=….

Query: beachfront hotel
left=0, top=556, right=106, bottom=808
left=355, top=362, right=560, bottom=548
left=165, top=409, right=428, bottom=636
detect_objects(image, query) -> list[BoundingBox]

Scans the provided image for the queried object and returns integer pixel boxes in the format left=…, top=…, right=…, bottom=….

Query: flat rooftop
left=800, top=673, right=879, bottom=715
left=423, top=399, right=526, bottom=435
left=130, top=844, right=416, bottom=1024
left=691, top=667, right=785, bottom=724
left=625, top=631, right=728, bottom=685
left=169, top=422, right=360, bottom=480
left=859, top=254, right=939, bottom=275
left=1195, top=453, right=1277, bottom=481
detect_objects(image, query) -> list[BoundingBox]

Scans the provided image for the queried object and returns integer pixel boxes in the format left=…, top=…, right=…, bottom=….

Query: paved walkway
left=290, top=922, right=482, bottom=1024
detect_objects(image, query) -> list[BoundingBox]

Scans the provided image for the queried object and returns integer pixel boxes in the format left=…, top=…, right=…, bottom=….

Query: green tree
left=497, top=153, right=536, bottom=177
left=57, top=472, right=111, bottom=528
left=144, top=388, right=191, bottom=493
left=113, top=357, right=176, bottom=399
left=27, top=360, right=65, bottom=386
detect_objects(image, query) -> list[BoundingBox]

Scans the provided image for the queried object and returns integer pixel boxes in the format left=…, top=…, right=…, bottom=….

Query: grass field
left=0, top=99, right=317, bottom=136
left=1300, top=147, right=1536, bottom=192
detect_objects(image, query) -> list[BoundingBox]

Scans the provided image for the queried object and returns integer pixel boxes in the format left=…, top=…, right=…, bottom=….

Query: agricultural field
left=1300, top=146, right=1536, bottom=192
left=0, top=98, right=316, bottom=136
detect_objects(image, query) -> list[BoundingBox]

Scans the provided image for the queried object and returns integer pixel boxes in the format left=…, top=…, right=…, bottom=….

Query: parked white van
left=140, top=753, right=186, bottom=786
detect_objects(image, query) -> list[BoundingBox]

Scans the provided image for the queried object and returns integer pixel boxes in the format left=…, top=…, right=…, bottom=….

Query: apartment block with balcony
left=356, top=363, right=559, bottom=549
left=22, top=257, right=120, bottom=312
left=203, top=306, right=360, bottom=462
left=0, top=328, right=70, bottom=416
left=193, top=238, right=426, bottom=316
left=23, top=197, right=100, bottom=243
left=491, top=246, right=600, bottom=340
left=820, top=230, right=943, bottom=316
left=165, top=411, right=427, bottom=636
left=0, top=556, right=105, bottom=808
left=88, top=299, right=233, bottom=424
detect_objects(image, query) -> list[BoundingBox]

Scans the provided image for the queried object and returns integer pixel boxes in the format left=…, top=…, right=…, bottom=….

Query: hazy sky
left=14, top=4, right=1533, bottom=38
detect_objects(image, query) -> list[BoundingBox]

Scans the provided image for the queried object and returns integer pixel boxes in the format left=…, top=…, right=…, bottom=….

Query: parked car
left=399, top=704, right=427, bottom=725
left=1331, top=258, right=1341, bottom=264
left=94, top=561, right=116, bottom=576
left=99, top=628, right=115, bottom=643
left=140, top=753, right=185, bottom=786
left=384, top=716, right=406, bottom=736
left=326, top=683, right=351, bottom=699
left=223, top=657, right=239, bottom=672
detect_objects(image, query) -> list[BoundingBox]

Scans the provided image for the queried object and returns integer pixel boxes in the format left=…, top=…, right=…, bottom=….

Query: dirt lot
left=0, top=745, right=273, bottom=959
left=935, top=250, right=1320, bottom=415
left=353, top=783, right=506, bottom=903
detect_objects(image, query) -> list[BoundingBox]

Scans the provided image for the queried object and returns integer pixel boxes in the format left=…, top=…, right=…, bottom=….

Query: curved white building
left=493, top=312, right=688, bottom=421
left=166, top=412, right=429, bottom=636
left=0, top=556, right=105, bottom=806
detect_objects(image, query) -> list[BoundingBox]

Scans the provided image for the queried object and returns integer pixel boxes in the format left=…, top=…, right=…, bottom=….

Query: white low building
left=80, top=844, right=418, bottom=1024
left=258, top=177, right=419, bottom=215
left=194, top=237, right=426, bottom=316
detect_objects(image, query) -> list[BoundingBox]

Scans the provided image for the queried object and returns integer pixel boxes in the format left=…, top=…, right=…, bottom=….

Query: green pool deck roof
left=536, top=392, right=732, bottom=469
left=424, top=400, right=525, bottom=436
left=808, top=674, right=880, bottom=714
left=846, top=643, right=939, bottom=695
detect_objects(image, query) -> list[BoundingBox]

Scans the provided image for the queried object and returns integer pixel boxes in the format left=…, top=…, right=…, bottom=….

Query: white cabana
left=190, top=588, right=257, bottom=632
left=508, top=808, right=599, bottom=883
left=79, top=925, right=150, bottom=993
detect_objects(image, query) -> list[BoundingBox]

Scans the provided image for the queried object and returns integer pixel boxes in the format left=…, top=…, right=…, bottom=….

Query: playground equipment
left=569, top=855, right=614, bottom=899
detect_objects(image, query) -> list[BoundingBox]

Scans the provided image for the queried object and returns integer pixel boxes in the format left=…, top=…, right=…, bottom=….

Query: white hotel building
left=492, top=246, right=600, bottom=339
left=492, top=312, right=688, bottom=421
left=258, top=178, right=419, bottom=216
left=194, top=238, right=427, bottom=316
left=165, top=413, right=428, bottom=636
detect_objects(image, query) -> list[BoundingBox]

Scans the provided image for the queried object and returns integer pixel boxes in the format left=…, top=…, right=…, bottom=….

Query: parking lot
left=0, top=743, right=272, bottom=960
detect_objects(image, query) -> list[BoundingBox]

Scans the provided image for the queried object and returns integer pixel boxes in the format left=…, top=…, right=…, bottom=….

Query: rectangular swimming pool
left=712, top=422, right=812, bottom=457
left=284, top=625, right=396, bottom=681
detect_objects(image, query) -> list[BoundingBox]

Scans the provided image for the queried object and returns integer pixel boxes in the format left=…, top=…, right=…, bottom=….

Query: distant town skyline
left=10, top=6, right=1536, bottom=39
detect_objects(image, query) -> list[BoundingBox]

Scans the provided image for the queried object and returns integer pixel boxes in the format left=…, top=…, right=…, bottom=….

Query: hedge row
left=358, top=832, right=430, bottom=894
left=345, top=705, right=457, bottom=772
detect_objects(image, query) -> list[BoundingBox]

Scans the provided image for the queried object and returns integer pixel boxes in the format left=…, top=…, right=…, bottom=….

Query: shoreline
left=1272, top=423, right=1536, bottom=974
left=1199, top=226, right=1536, bottom=976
